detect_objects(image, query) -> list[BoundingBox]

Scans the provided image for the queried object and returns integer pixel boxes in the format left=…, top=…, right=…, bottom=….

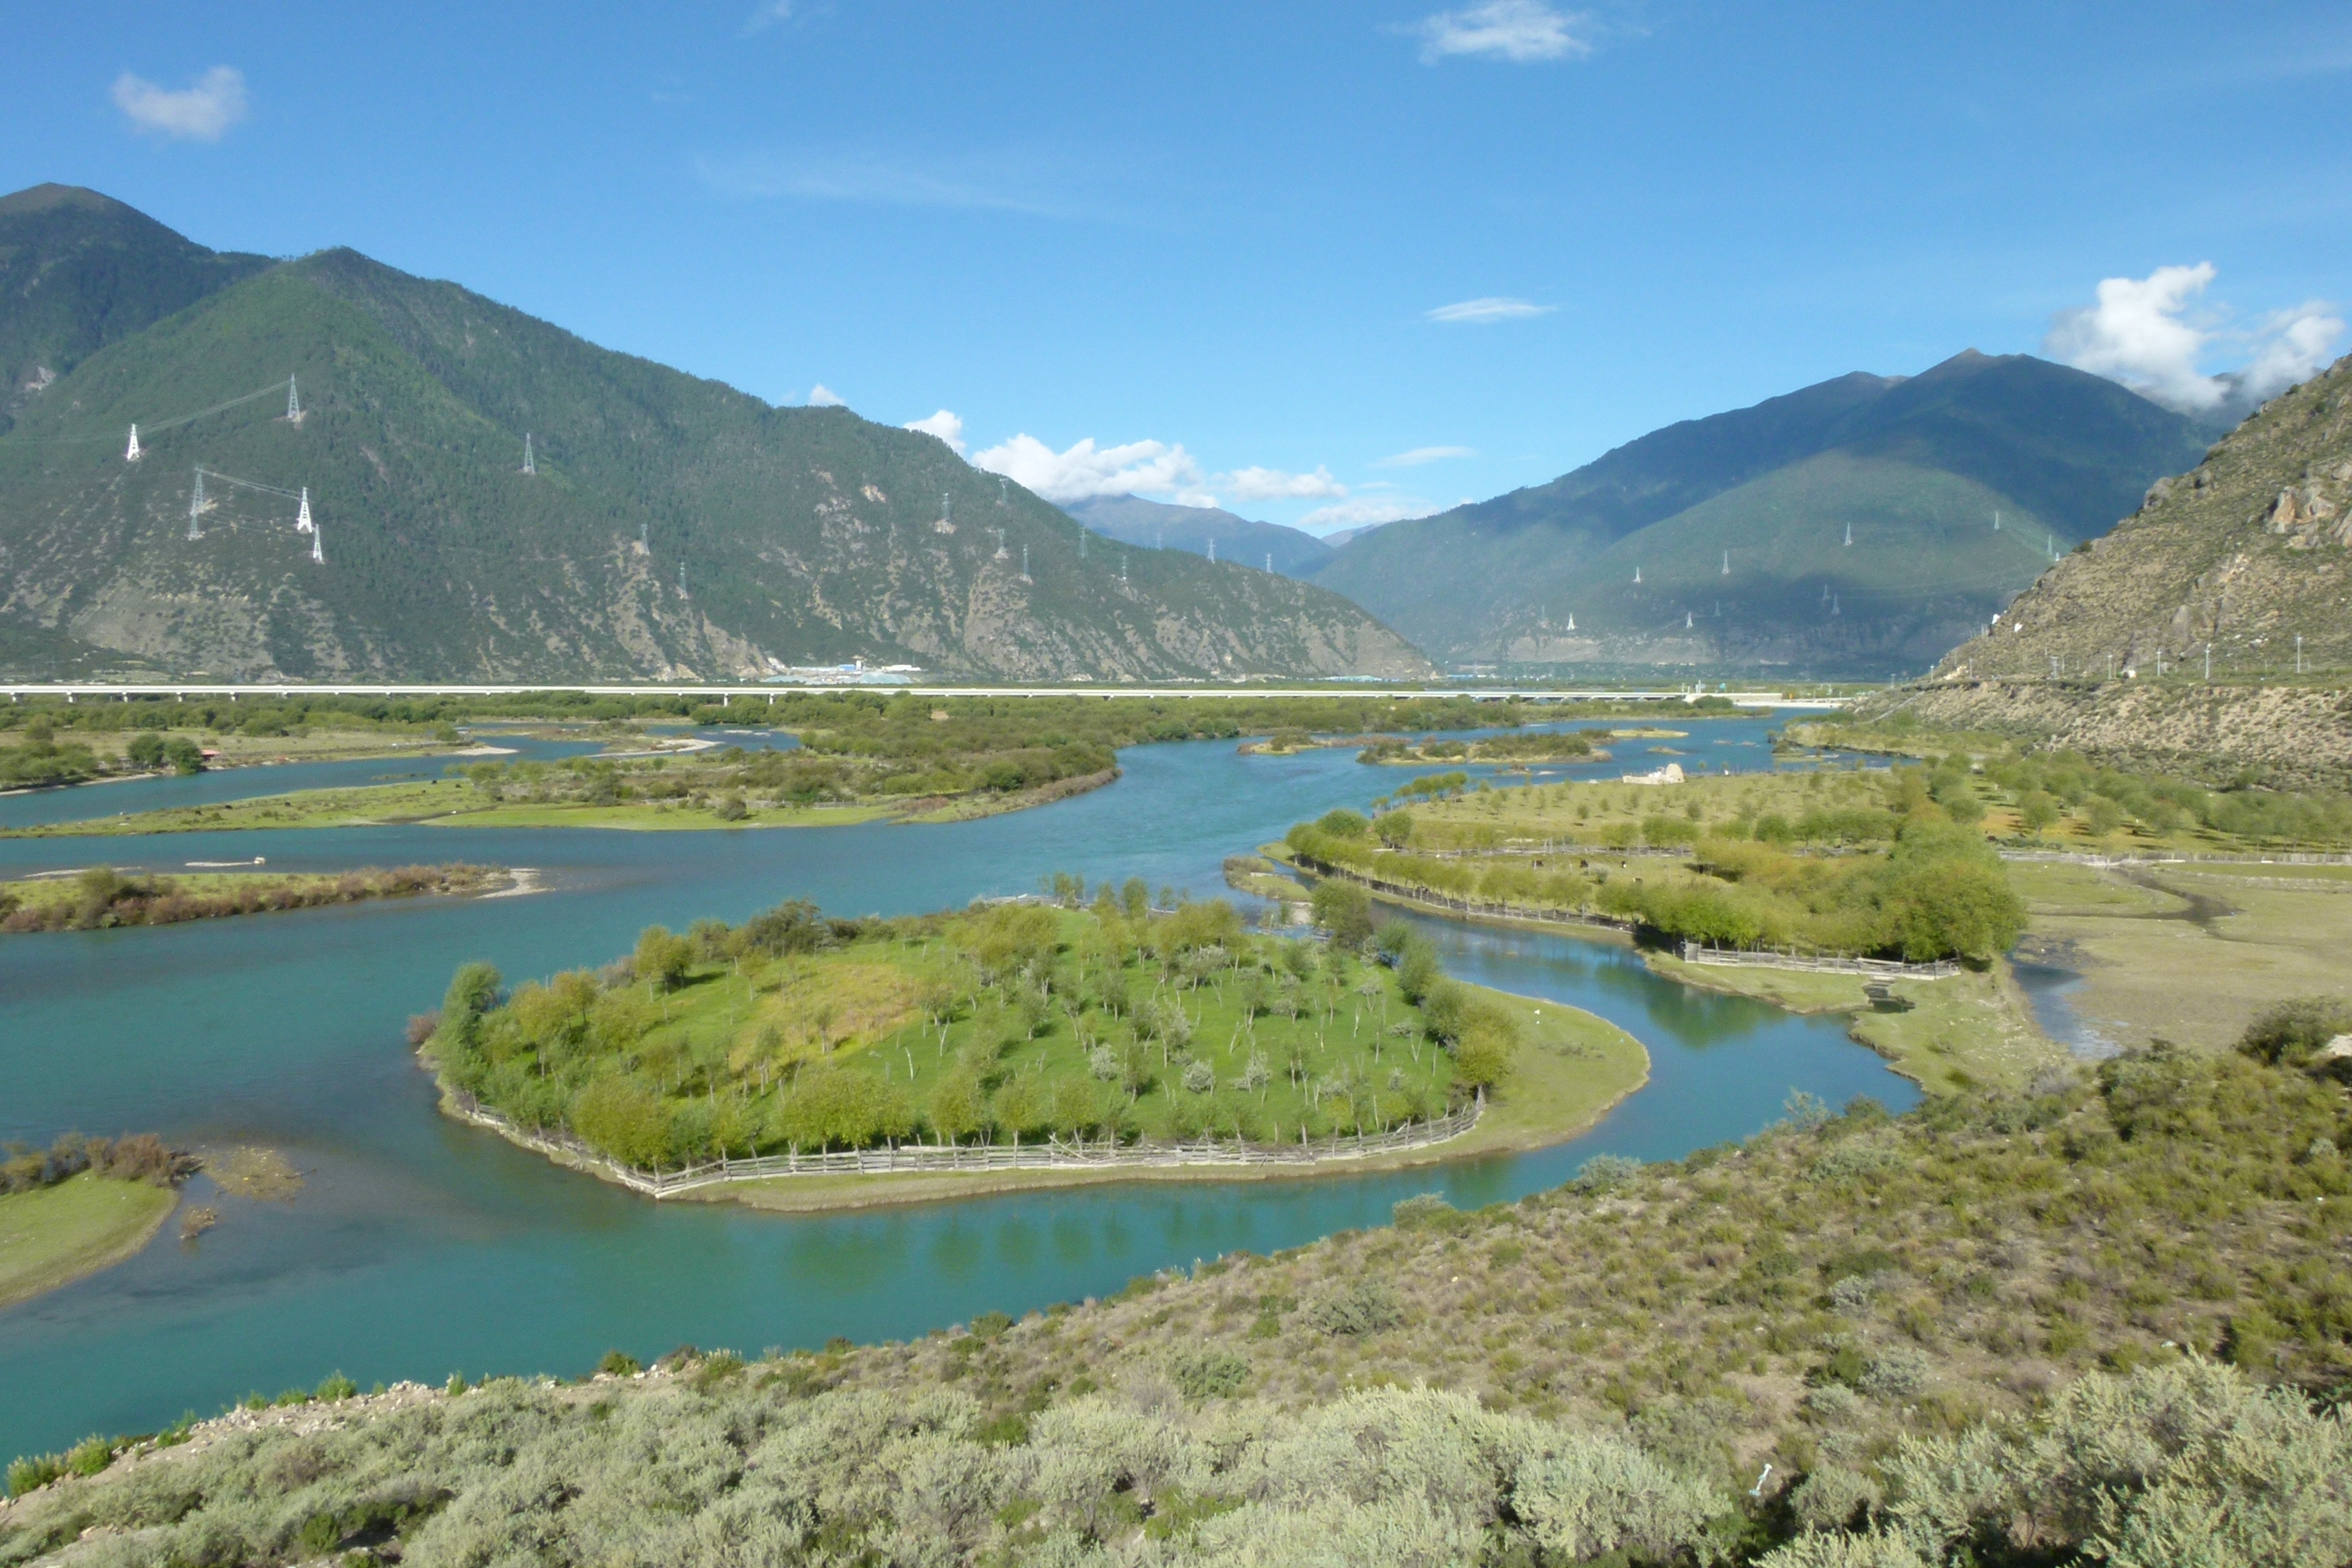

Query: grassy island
left=3, top=691, right=1550, bottom=838
left=0, top=864, right=506, bottom=932
left=0, top=1135, right=185, bottom=1309
left=1279, top=765, right=2029, bottom=965
left=420, top=888, right=1641, bottom=1200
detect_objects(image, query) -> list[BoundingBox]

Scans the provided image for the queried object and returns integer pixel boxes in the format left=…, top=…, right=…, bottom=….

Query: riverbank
left=684, top=988, right=1649, bottom=1213
left=0, top=864, right=509, bottom=932
left=1642, top=954, right=2061, bottom=1095
left=2006, top=858, right=2352, bottom=1051
left=0, top=767, right=1123, bottom=838
left=0, top=1174, right=177, bottom=1309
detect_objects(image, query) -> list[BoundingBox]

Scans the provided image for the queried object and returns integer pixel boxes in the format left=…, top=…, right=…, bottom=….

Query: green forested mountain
left=1309, top=351, right=2215, bottom=673
left=0, top=191, right=1426, bottom=682
left=0, top=185, right=270, bottom=430
left=1062, top=495, right=1335, bottom=578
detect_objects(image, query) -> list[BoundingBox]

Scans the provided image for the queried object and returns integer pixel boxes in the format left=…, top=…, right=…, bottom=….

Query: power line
left=10, top=378, right=297, bottom=448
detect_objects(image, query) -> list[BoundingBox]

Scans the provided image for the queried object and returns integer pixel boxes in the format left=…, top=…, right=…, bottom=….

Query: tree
left=634, top=925, right=694, bottom=990
left=1310, top=881, right=1375, bottom=947
left=927, top=1072, right=985, bottom=1144
left=1374, top=810, right=1415, bottom=848
left=569, top=1078, right=672, bottom=1168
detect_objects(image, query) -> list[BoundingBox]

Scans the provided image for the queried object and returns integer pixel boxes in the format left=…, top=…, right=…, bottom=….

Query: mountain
left=0, top=191, right=1427, bottom=683
left=0, top=185, right=271, bottom=429
left=1060, top=495, right=1335, bottom=578
left=1306, top=352, right=2215, bottom=674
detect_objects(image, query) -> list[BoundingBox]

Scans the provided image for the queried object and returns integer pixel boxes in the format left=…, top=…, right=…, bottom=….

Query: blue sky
left=8, top=2, right=2349, bottom=533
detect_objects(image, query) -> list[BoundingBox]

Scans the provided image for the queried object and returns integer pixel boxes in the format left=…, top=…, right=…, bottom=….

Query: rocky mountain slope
left=0, top=190, right=1426, bottom=683
left=1934, top=353, right=2352, bottom=682
left=1308, top=352, right=2213, bottom=674
left=1858, top=354, right=2352, bottom=785
left=1062, top=495, right=1335, bottom=578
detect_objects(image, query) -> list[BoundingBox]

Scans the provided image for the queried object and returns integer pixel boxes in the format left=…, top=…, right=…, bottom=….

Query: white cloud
left=1223, top=465, right=1346, bottom=500
left=112, top=66, right=248, bottom=142
left=696, top=150, right=1083, bottom=219
left=1296, top=497, right=1442, bottom=536
left=2043, top=264, right=2225, bottom=411
left=967, top=433, right=1351, bottom=508
left=1411, top=1, right=1591, bottom=64
left=1426, top=296, right=1555, bottom=324
left=971, top=435, right=1207, bottom=504
left=744, top=0, right=792, bottom=33
left=2237, top=301, right=2346, bottom=404
left=2044, top=264, right=2344, bottom=414
left=904, top=409, right=966, bottom=454
left=1373, top=445, right=1476, bottom=467
left=807, top=384, right=847, bottom=407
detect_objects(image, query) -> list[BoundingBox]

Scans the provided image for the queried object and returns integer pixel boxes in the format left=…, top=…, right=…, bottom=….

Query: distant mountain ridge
left=0, top=188, right=1427, bottom=683
left=1061, top=495, right=1335, bottom=578
left=0, top=184, right=270, bottom=428
left=1306, top=351, right=2216, bottom=674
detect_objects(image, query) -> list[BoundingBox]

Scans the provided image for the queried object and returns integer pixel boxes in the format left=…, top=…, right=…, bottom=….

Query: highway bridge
left=0, top=683, right=1849, bottom=709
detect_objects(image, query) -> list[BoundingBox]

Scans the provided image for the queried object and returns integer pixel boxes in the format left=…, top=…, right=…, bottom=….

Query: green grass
left=0, top=1173, right=176, bottom=1308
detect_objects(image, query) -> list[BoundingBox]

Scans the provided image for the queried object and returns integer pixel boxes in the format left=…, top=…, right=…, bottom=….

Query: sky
left=7, top=1, right=2349, bottom=534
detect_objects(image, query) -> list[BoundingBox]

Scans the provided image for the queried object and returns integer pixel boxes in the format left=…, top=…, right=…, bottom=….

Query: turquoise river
left=0, top=716, right=1917, bottom=1457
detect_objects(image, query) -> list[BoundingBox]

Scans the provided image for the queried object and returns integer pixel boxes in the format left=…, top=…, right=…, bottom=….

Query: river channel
left=0, top=716, right=1916, bottom=1455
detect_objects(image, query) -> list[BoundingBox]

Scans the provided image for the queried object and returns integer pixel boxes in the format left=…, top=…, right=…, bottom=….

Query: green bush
left=1169, top=1348, right=1250, bottom=1400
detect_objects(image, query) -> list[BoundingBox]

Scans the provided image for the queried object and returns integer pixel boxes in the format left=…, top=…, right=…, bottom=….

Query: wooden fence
left=1288, top=856, right=1640, bottom=936
left=1674, top=941, right=1960, bottom=979
left=446, top=1092, right=1484, bottom=1200
left=1998, top=848, right=2352, bottom=868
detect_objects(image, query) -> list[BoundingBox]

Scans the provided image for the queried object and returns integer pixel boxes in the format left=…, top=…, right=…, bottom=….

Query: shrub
left=1307, top=1279, right=1402, bottom=1335
left=1170, top=1348, right=1250, bottom=1400
left=1574, top=1153, right=1645, bottom=1193
left=5, top=1452, right=64, bottom=1497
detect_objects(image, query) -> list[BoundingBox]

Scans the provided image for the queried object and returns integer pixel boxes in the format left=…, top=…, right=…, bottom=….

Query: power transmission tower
left=997, top=478, right=1008, bottom=506
left=1208, top=538, right=1215, bottom=564
left=286, top=377, right=302, bottom=422
left=1021, top=544, right=1032, bottom=583
left=992, top=528, right=1009, bottom=561
left=1633, top=565, right=1642, bottom=584
left=188, top=467, right=206, bottom=539
left=309, top=514, right=324, bottom=565
left=1721, top=550, right=1730, bottom=576
left=295, top=487, right=315, bottom=534
left=522, top=434, right=536, bottom=476
left=125, top=424, right=142, bottom=462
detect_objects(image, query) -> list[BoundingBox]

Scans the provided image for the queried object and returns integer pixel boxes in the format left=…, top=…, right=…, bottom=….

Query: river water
left=0, top=718, right=1915, bottom=1455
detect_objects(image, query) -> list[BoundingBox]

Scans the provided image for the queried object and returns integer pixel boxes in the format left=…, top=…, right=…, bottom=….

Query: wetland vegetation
left=0, top=1135, right=186, bottom=1310
left=0, top=864, right=505, bottom=932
